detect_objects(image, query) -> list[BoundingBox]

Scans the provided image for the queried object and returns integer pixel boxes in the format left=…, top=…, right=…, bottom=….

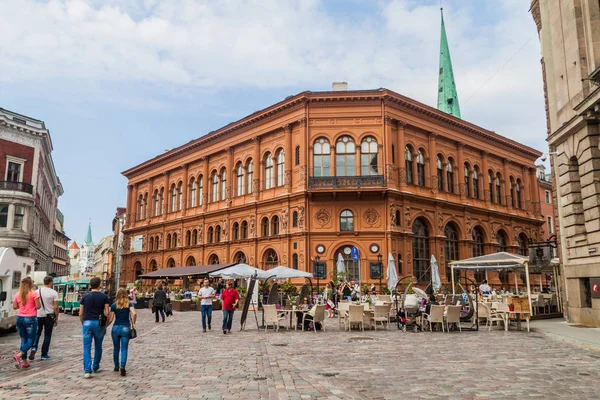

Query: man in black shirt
left=79, top=277, right=110, bottom=378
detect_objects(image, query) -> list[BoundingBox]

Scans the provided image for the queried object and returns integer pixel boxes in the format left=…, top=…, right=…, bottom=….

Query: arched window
left=336, top=136, right=355, bottom=176
left=292, top=211, right=298, bottom=228
left=211, top=172, right=219, bottom=202
left=215, top=225, right=221, bottom=242
left=149, top=237, right=154, bottom=251
left=473, top=168, right=480, bottom=199
left=518, top=233, right=528, bottom=256
left=172, top=232, right=178, bottom=248
left=395, top=210, right=401, bottom=227
left=335, top=246, right=359, bottom=281
left=138, top=195, right=144, bottom=220
left=192, top=229, right=198, bottom=245
left=276, top=149, right=285, bottom=187
left=167, top=258, right=175, bottom=268
left=516, top=179, right=522, bottom=209
left=207, top=227, right=214, bottom=244
left=340, top=210, right=354, bottom=231
left=246, top=159, right=254, bottom=194
left=436, top=156, right=444, bottom=191
left=495, top=173, right=502, bottom=204
left=510, top=177, right=516, bottom=208
left=444, top=223, right=459, bottom=281
left=166, top=234, right=171, bottom=249
left=185, top=230, right=191, bottom=246
left=261, top=217, right=269, bottom=236
left=150, top=259, right=157, bottom=271
left=208, top=254, right=219, bottom=265
left=271, top=216, right=280, bottom=235
left=488, top=171, right=494, bottom=203
left=185, top=256, right=196, bottom=266
left=198, top=175, right=204, bottom=206
left=264, top=249, right=279, bottom=269
left=472, top=226, right=484, bottom=257
left=190, top=177, right=197, bottom=208
left=264, top=152, right=274, bottom=189
left=221, top=169, right=227, bottom=201
left=412, top=218, right=430, bottom=282
left=360, top=136, right=378, bottom=176
left=464, top=164, right=470, bottom=197
left=496, top=231, right=507, bottom=252
left=292, top=253, right=299, bottom=270
left=154, top=190, right=160, bottom=216
left=234, top=251, right=246, bottom=264
left=236, top=162, right=244, bottom=197
left=177, top=182, right=183, bottom=210
left=313, top=138, right=331, bottom=177
left=295, top=146, right=300, bottom=166
left=416, top=149, right=425, bottom=186
left=241, top=220, right=248, bottom=239
left=232, top=222, right=239, bottom=240
left=446, top=160, right=454, bottom=193
left=405, top=146, right=414, bottom=184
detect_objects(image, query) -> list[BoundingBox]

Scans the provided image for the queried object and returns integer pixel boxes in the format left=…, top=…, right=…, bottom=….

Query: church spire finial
left=437, top=7, right=461, bottom=119
left=85, top=221, right=93, bottom=245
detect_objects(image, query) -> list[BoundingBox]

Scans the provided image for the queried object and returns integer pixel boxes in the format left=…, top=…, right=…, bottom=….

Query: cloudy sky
left=0, top=0, right=546, bottom=243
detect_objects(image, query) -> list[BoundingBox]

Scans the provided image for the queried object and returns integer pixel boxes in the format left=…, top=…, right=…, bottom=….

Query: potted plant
left=172, top=293, right=183, bottom=311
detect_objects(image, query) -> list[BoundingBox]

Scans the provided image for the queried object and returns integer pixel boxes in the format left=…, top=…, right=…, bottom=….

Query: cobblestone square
left=2, top=310, right=600, bottom=399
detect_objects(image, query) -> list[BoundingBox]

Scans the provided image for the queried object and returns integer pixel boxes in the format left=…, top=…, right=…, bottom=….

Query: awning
left=267, top=266, right=313, bottom=279
left=139, top=264, right=234, bottom=279
left=449, top=252, right=528, bottom=270
left=209, top=263, right=272, bottom=279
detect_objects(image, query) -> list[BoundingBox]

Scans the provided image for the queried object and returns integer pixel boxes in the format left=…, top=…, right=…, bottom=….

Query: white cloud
left=0, top=0, right=547, bottom=150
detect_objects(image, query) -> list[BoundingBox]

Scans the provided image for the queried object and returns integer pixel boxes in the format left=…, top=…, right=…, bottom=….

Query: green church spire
left=85, top=221, right=93, bottom=245
left=437, top=8, right=461, bottom=119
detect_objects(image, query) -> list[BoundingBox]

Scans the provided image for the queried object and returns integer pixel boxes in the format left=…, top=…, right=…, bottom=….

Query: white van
left=0, top=247, right=35, bottom=331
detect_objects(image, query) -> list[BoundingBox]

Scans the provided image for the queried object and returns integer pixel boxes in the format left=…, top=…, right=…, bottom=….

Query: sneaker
left=114, top=367, right=119, bottom=372
left=40, top=355, right=51, bottom=360
left=84, top=373, right=92, bottom=379
left=223, top=330, right=227, bottom=335
left=13, top=353, right=23, bottom=369
left=208, top=324, right=211, bottom=330
left=21, top=362, right=31, bottom=368
left=28, top=349, right=36, bottom=361
left=93, top=369, right=101, bottom=373
left=120, top=368, right=126, bottom=377
left=202, top=329, right=206, bottom=333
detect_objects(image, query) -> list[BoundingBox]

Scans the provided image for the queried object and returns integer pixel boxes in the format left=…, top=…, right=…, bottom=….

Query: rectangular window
left=6, top=161, right=22, bottom=182
left=547, top=216, right=553, bottom=234
left=13, top=206, right=24, bottom=230
left=0, top=204, right=8, bottom=227
left=545, top=190, right=550, bottom=204
left=13, top=271, right=21, bottom=288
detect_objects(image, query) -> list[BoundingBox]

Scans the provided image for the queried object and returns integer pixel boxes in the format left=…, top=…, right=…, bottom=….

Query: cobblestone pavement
left=1, top=309, right=600, bottom=399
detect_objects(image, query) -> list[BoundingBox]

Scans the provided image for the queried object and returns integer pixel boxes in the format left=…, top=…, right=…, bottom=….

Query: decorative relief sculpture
left=405, top=206, right=411, bottom=228
left=281, top=209, right=289, bottom=233
left=364, top=208, right=379, bottom=225
left=284, top=171, right=292, bottom=187
left=298, top=206, right=305, bottom=228
left=390, top=203, right=397, bottom=226
left=438, top=213, right=444, bottom=234
left=222, top=219, right=228, bottom=241
left=250, top=215, right=256, bottom=237
left=253, top=179, right=260, bottom=195
left=386, top=164, right=395, bottom=185
left=316, top=209, right=330, bottom=226
left=299, top=253, right=305, bottom=266
left=282, top=254, right=288, bottom=264
left=202, top=193, right=208, bottom=206
left=197, top=224, right=203, bottom=244
left=407, top=251, right=412, bottom=264
left=299, top=166, right=307, bottom=185
left=398, top=167, right=406, bottom=184
left=466, top=216, right=472, bottom=235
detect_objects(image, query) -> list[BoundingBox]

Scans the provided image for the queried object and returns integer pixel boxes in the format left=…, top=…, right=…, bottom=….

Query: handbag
left=129, top=314, right=137, bottom=339
left=39, top=289, right=56, bottom=325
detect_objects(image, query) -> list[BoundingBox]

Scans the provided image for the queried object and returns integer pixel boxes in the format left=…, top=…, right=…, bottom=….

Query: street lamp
left=377, top=253, right=383, bottom=294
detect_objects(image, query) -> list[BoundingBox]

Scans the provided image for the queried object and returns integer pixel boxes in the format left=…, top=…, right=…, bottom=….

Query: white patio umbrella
left=431, top=255, right=442, bottom=291
left=336, top=253, right=346, bottom=277
left=209, top=263, right=271, bottom=279
left=387, top=253, right=399, bottom=292
left=269, top=266, right=313, bottom=279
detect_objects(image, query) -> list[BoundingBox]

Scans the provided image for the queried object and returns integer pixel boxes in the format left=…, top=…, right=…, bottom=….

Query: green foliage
left=174, top=294, right=182, bottom=301
left=237, top=285, right=247, bottom=299
left=381, top=287, right=391, bottom=295
left=361, top=283, right=370, bottom=294
left=281, top=281, right=298, bottom=296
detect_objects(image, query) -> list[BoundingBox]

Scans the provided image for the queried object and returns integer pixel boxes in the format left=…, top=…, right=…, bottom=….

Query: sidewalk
left=531, top=317, right=600, bottom=352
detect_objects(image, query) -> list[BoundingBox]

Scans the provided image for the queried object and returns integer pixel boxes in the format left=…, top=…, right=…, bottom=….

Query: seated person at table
left=424, top=294, right=438, bottom=315
left=479, top=280, right=491, bottom=295
left=296, top=298, right=312, bottom=327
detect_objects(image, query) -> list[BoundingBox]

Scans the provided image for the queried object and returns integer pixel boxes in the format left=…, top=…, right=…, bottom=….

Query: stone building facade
left=51, top=209, right=69, bottom=277
left=0, top=108, right=63, bottom=272
left=531, top=0, right=600, bottom=326
left=120, top=88, right=543, bottom=288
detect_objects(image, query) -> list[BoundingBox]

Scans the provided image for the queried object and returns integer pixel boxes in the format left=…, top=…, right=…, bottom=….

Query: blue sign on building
left=351, top=246, right=359, bottom=262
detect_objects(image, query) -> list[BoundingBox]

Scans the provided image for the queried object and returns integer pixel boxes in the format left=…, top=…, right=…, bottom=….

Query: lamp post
left=314, top=255, right=321, bottom=296
left=377, top=253, right=383, bottom=294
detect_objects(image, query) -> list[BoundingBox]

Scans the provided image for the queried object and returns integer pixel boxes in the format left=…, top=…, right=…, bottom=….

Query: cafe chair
left=445, top=305, right=462, bottom=332
left=371, top=304, right=390, bottom=330
left=347, top=304, right=364, bottom=331
left=264, top=304, right=285, bottom=332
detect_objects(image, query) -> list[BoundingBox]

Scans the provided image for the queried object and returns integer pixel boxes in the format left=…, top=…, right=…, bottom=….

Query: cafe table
left=500, top=311, right=530, bottom=332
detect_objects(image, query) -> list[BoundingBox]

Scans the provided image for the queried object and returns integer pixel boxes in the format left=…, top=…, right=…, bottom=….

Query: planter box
left=172, top=301, right=182, bottom=311
left=134, top=299, right=148, bottom=309
left=180, top=300, right=191, bottom=311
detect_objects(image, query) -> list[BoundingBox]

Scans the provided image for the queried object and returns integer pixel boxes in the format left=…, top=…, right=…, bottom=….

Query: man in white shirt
left=199, top=279, right=216, bottom=333
left=30, top=276, right=59, bottom=360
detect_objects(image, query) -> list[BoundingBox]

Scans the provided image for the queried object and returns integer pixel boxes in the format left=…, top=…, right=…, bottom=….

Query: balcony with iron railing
left=308, top=175, right=385, bottom=189
left=0, top=181, right=34, bottom=194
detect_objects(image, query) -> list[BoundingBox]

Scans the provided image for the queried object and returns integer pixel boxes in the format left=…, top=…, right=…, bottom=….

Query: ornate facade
left=120, top=88, right=543, bottom=288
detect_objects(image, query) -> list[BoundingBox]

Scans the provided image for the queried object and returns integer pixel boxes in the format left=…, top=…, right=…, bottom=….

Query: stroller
left=397, top=283, right=426, bottom=332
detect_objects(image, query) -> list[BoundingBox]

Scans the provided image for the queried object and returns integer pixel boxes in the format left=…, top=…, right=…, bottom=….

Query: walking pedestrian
left=107, top=288, right=136, bottom=377
left=79, top=277, right=110, bottom=378
left=12, top=276, right=41, bottom=369
left=153, top=285, right=166, bottom=323
left=30, top=276, right=59, bottom=361
left=129, top=287, right=138, bottom=306
left=220, top=281, right=239, bottom=335
left=199, top=279, right=216, bottom=332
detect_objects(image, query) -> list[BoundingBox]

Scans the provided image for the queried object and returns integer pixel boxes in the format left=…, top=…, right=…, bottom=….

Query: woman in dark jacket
left=153, top=285, right=166, bottom=323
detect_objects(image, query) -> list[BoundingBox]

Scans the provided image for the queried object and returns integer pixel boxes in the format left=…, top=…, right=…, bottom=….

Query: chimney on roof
left=332, top=82, right=348, bottom=91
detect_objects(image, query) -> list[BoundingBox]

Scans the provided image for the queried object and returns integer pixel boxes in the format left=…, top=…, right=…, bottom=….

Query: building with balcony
left=51, top=209, right=70, bottom=277
left=0, top=108, right=63, bottom=272
left=120, top=85, right=544, bottom=288
left=531, top=0, right=600, bottom=326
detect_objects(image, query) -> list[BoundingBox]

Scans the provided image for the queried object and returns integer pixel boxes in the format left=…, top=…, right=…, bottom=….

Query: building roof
left=437, top=8, right=461, bottom=119
left=69, top=241, right=79, bottom=250
left=85, top=222, right=93, bottom=245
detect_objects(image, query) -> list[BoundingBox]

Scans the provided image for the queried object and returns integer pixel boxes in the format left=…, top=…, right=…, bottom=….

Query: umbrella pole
left=525, top=262, right=533, bottom=318
left=451, top=266, right=455, bottom=296
left=514, top=273, right=519, bottom=295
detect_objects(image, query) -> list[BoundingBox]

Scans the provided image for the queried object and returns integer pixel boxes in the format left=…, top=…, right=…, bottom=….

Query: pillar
left=529, top=167, right=540, bottom=215
left=182, top=164, right=189, bottom=211
left=133, top=183, right=139, bottom=222
left=398, top=121, right=407, bottom=188
left=481, top=151, right=489, bottom=202
left=428, top=133, right=437, bottom=191
left=252, top=136, right=261, bottom=199
left=384, top=115, right=394, bottom=186
left=163, top=172, right=169, bottom=215
left=283, top=124, right=292, bottom=191
left=522, top=166, right=532, bottom=211
left=201, top=157, right=209, bottom=210
left=457, top=142, right=465, bottom=198
left=299, top=117, right=308, bottom=190
left=226, top=147, right=233, bottom=206
left=126, top=185, right=133, bottom=226
left=503, top=159, right=511, bottom=209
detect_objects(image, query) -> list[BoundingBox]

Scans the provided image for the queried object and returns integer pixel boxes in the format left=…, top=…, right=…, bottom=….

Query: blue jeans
left=222, top=310, right=234, bottom=331
left=34, top=316, right=55, bottom=356
left=16, top=316, right=38, bottom=357
left=111, top=325, right=130, bottom=369
left=82, top=320, right=105, bottom=373
left=200, top=305, right=212, bottom=329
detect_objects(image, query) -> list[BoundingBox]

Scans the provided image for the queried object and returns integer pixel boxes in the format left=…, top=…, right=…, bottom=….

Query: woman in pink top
left=12, top=276, right=41, bottom=369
